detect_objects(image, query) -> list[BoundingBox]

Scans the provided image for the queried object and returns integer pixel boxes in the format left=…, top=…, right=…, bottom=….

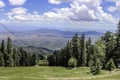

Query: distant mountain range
left=0, top=28, right=104, bottom=35
left=32, top=28, right=103, bottom=35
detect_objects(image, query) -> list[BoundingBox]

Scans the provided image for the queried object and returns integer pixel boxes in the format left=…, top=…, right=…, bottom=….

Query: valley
left=0, top=28, right=103, bottom=50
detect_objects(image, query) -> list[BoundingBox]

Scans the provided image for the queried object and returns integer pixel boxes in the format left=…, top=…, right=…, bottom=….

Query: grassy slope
left=0, top=67, right=120, bottom=80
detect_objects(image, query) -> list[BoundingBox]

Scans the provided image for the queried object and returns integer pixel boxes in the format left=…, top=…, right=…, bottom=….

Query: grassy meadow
left=0, top=67, right=120, bottom=80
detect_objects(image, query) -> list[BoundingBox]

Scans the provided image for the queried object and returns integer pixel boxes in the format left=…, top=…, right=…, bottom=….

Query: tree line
left=0, top=37, right=43, bottom=67
left=48, top=21, right=120, bottom=75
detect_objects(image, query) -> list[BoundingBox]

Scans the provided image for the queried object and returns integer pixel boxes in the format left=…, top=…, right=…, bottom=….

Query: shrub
left=38, top=60, right=49, bottom=66
left=68, top=57, right=77, bottom=68
left=105, top=58, right=116, bottom=71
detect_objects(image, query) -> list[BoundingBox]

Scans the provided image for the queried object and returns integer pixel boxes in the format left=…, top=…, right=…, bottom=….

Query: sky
left=0, top=0, right=120, bottom=31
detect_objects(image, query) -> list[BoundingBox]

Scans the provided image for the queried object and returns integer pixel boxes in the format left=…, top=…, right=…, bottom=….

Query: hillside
left=22, top=46, right=53, bottom=55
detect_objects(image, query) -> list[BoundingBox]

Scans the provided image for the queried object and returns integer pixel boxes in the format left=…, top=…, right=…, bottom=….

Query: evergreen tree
left=31, top=54, right=38, bottom=66
left=13, top=48, right=20, bottom=66
left=102, top=31, right=115, bottom=66
left=89, top=54, right=94, bottom=73
left=89, top=45, right=94, bottom=67
left=61, top=41, right=74, bottom=67
left=105, top=58, right=116, bottom=71
left=25, top=53, right=31, bottom=66
left=86, top=37, right=92, bottom=66
left=0, top=40, right=7, bottom=66
left=60, top=48, right=66, bottom=66
left=53, top=51, right=57, bottom=66
left=90, top=47, right=101, bottom=75
left=72, top=33, right=81, bottom=59
left=16, top=50, right=21, bottom=66
left=53, top=51, right=59, bottom=66
left=94, top=39, right=106, bottom=68
left=0, top=51, right=5, bottom=66
left=47, top=54, right=55, bottom=66
left=93, top=58, right=101, bottom=75
left=77, top=37, right=82, bottom=66
left=114, top=20, right=120, bottom=67
left=64, top=41, right=72, bottom=66
left=6, top=37, right=13, bottom=67
left=81, top=34, right=87, bottom=66
left=13, top=48, right=17, bottom=66
left=90, top=39, right=105, bottom=75
left=19, top=47, right=26, bottom=66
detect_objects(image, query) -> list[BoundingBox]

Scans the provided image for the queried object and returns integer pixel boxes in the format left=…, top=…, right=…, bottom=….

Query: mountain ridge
left=31, top=28, right=103, bottom=35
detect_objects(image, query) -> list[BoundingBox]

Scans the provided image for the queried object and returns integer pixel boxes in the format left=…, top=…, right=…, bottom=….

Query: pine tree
left=47, top=54, right=55, bottom=66
left=90, top=51, right=101, bottom=75
left=105, top=58, right=116, bottom=71
left=72, top=33, right=80, bottom=59
left=0, top=51, right=5, bottom=66
left=94, top=39, right=106, bottom=68
left=114, top=20, right=120, bottom=67
left=77, top=37, right=82, bottom=66
left=63, top=40, right=74, bottom=67
left=6, top=37, right=13, bottom=67
left=102, top=31, right=115, bottom=67
left=89, top=55, right=94, bottom=73
left=19, top=47, right=26, bottom=66
left=60, top=48, right=66, bottom=66
left=90, top=39, right=105, bottom=75
left=0, top=40, right=7, bottom=66
left=16, top=50, right=21, bottom=66
left=81, top=34, right=87, bottom=66
left=31, top=54, right=37, bottom=66
left=93, top=58, right=101, bottom=75
left=64, top=41, right=72, bottom=66
left=54, top=51, right=59, bottom=66
left=89, top=46, right=96, bottom=74
left=13, top=48, right=20, bottom=67
left=89, top=45, right=95, bottom=71
left=86, top=37, right=92, bottom=66
left=25, top=53, right=31, bottom=66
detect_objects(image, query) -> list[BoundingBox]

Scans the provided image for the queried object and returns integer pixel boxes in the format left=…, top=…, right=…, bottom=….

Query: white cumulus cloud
left=49, top=0, right=61, bottom=5
left=5, top=0, right=117, bottom=25
left=0, top=1, right=5, bottom=8
left=108, top=6, right=116, bottom=12
left=46, top=0, right=115, bottom=22
left=49, top=0, right=69, bottom=5
left=43, top=7, right=70, bottom=20
left=7, top=7, right=43, bottom=21
left=108, top=0, right=120, bottom=13
left=106, top=0, right=118, bottom=2
left=9, top=0, right=26, bottom=6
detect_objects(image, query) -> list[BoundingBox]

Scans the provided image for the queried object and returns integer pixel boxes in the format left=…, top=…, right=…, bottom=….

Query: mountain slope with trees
left=48, top=20, right=120, bottom=75
left=0, top=20, right=120, bottom=75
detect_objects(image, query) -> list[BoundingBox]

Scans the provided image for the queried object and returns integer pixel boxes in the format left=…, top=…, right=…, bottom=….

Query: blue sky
left=0, top=0, right=120, bottom=31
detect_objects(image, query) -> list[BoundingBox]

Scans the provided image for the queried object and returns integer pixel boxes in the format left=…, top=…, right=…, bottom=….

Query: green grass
left=0, top=67, right=120, bottom=80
